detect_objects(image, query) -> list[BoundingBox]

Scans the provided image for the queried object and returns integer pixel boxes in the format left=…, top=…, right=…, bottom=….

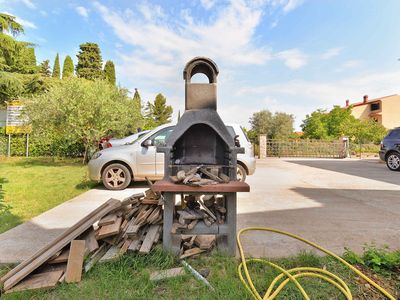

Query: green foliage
left=12, top=46, right=37, bottom=74
left=103, top=60, right=116, bottom=85
left=52, top=53, right=60, bottom=79
left=0, top=177, right=10, bottom=216
left=144, top=93, right=173, bottom=129
left=301, top=106, right=387, bottom=144
left=132, top=88, right=142, bottom=112
left=249, top=109, right=294, bottom=143
left=0, top=71, right=24, bottom=101
left=26, top=78, right=144, bottom=162
left=39, top=60, right=51, bottom=77
left=62, top=55, right=74, bottom=78
left=0, top=13, right=24, bottom=35
left=76, top=42, right=103, bottom=80
left=344, top=244, right=400, bottom=275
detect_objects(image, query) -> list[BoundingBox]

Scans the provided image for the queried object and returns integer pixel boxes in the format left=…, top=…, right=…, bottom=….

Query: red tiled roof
left=349, top=94, right=398, bottom=107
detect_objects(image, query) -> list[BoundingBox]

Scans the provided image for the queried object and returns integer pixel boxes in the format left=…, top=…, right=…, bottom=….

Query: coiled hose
left=237, top=227, right=396, bottom=300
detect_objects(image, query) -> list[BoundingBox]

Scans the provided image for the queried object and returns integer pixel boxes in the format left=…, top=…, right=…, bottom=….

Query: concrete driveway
left=1, top=158, right=399, bottom=263
left=238, top=158, right=400, bottom=257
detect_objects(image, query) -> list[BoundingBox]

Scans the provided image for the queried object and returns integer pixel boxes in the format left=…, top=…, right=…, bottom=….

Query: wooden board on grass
left=150, top=267, right=185, bottom=281
left=47, top=249, right=69, bottom=264
left=65, top=240, right=86, bottom=283
left=6, top=270, right=64, bottom=294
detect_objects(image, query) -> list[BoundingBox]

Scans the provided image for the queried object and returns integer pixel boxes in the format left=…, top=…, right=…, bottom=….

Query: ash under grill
left=157, top=57, right=243, bottom=181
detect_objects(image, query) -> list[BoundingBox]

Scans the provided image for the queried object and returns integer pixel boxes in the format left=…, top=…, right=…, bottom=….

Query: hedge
left=0, top=132, right=84, bottom=157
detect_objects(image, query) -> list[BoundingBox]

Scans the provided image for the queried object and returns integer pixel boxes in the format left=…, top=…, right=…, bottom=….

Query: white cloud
left=200, top=0, right=216, bottom=10
left=76, top=6, right=89, bottom=18
left=21, top=0, right=35, bottom=9
left=335, top=60, right=362, bottom=72
left=138, top=3, right=164, bottom=21
left=283, top=0, right=304, bottom=13
left=321, top=47, right=342, bottom=60
left=276, top=48, right=307, bottom=69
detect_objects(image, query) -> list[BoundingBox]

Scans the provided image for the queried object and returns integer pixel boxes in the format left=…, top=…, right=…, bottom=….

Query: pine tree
left=39, top=60, right=51, bottom=77
left=103, top=60, right=116, bottom=85
left=52, top=53, right=60, bottom=79
left=62, top=55, right=74, bottom=78
left=75, top=42, right=103, bottom=80
left=132, top=88, right=141, bottom=110
left=145, top=93, right=173, bottom=127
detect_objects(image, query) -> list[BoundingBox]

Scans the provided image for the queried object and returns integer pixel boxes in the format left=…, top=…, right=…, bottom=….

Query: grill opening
left=172, top=123, right=229, bottom=165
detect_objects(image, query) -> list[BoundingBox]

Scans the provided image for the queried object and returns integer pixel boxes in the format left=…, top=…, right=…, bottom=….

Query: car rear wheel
left=236, top=164, right=247, bottom=182
left=386, top=153, right=400, bottom=171
left=102, top=163, right=132, bottom=190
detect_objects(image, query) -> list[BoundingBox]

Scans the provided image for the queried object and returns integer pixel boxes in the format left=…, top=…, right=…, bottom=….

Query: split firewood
left=219, top=173, right=230, bottom=183
left=177, top=170, right=186, bottom=181
left=180, top=247, right=205, bottom=259
left=199, top=167, right=224, bottom=183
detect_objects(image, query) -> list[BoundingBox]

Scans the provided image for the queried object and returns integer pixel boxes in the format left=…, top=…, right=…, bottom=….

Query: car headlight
left=91, top=152, right=102, bottom=160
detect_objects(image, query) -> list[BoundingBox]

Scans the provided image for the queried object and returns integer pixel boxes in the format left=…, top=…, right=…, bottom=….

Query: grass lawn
left=0, top=249, right=398, bottom=300
left=0, top=157, right=97, bottom=233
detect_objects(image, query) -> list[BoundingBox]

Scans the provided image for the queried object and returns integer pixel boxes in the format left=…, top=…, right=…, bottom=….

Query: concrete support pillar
left=259, top=134, right=267, bottom=159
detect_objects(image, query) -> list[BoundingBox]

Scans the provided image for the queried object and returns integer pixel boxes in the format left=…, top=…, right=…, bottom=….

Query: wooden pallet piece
left=147, top=206, right=161, bottom=224
left=65, top=240, right=86, bottom=283
left=128, top=226, right=148, bottom=252
left=47, top=249, right=69, bottom=264
left=179, top=247, right=205, bottom=260
left=119, top=239, right=131, bottom=255
left=97, top=217, right=122, bottom=239
left=119, top=192, right=144, bottom=207
left=150, top=267, right=185, bottom=281
left=139, top=225, right=161, bottom=254
left=126, top=223, right=141, bottom=238
left=141, top=198, right=159, bottom=205
left=6, top=270, right=64, bottom=294
left=1, top=198, right=121, bottom=291
left=134, top=207, right=154, bottom=225
left=83, top=228, right=99, bottom=254
left=84, top=244, right=110, bottom=273
left=99, top=246, right=121, bottom=263
left=98, top=213, right=117, bottom=226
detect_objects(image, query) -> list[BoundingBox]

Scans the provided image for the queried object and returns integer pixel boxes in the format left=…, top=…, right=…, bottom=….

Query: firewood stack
left=0, top=182, right=221, bottom=295
left=169, top=165, right=230, bottom=186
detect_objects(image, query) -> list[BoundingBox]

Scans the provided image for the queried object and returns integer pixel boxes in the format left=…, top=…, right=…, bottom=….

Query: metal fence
left=264, top=139, right=347, bottom=158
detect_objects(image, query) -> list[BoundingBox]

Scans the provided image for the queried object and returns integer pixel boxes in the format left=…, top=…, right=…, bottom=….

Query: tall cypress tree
left=132, top=88, right=141, bottom=111
left=62, top=55, right=74, bottom=78
left=52, top=53, right=60, bottom=78
left=75, top=42, right=103, bottom=80
left=103, top=60, right=116, bottom=85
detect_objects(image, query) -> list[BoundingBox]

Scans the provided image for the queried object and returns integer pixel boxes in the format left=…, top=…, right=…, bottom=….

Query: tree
left=75, top=43, right=103, bottom=80
left=0, top=13, right=32, bottom=72
left=12, top=46, right=37, bottom=74
left=249, top=110, right=294, bottom=143
left=103, top=60, right=115, bottom=85
left=301, top=109, right=329, bottom=139
left=132, top=88, right=142, bottom=113
left=26, top=78, right=144, bottom=162
left=52, top=53, right=60, bottom=79
left=62, top=55, right=74, bottom=78
left=39, top=60, right=51, bottom=77
left=144, top=93, right=173, bottom=129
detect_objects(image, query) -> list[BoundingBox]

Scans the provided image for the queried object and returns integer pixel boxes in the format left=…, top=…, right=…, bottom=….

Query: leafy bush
left=343, top=244, right=400, bottom=275
left=26, top=78, right=143, bottom=161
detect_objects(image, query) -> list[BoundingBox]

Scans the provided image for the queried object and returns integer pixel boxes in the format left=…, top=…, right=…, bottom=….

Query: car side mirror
left=142, top=139, right=153, bottom=147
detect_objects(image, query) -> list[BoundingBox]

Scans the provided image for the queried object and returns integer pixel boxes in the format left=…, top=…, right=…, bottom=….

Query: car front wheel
left=236, top=164, right=247, bottom=182
left=386, top=153, right=400, bottom=171
left=102, top=163, right=132, bottom=190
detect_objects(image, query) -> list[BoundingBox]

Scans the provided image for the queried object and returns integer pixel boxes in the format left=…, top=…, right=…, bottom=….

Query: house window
left=370, top=102, right=380, bottom=111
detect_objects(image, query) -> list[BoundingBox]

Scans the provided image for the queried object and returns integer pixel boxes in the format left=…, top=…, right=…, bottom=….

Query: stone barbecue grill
left=153, top=57, right=250, bottom=255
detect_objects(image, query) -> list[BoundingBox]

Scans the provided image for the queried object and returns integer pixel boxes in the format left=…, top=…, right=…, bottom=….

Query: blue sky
left=2, top=0, right=400, bottom=129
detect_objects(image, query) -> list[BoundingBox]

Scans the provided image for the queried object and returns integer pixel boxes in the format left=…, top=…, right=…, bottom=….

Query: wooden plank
left=152, top=180, right=250, bottom=192
left=97, top=217, right=122, bottom=239
left=98, top=214, right=117, bottom=226
left=47, top=250, right=69, bottom=264
left=126, top=224, right=141, bottom=238
left=6, top=270, right=64, bottom=294
left=139, top=225, right=161, bottom=254
left=65, top=240, right=86, bottom=283
left=83, top=228, right=99, bottom=254
left=150, top=267, right=185, bottom=281
left=84, top=244, right=110, bottom=273
left=141, top=198, right=159, bottom=205
left=119, top=239, right=131, bottom=255
left=1, top=198, right=121, bottom=291
left=99, top=246, right=121, bottom=263
left=179, top=247, right=205, bottom=260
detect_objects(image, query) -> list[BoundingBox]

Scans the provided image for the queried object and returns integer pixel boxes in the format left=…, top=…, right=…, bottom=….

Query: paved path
left=238, top=158, right=400, bottom=257
left=1, top=158, right=399, bottom=263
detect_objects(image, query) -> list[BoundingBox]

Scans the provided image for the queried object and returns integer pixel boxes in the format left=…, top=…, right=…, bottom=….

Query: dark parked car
left=379, top=127, right=400, bottom=171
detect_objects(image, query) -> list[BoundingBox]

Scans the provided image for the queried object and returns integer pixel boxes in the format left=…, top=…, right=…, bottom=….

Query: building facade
left=346, top=94, right=400, bottom=129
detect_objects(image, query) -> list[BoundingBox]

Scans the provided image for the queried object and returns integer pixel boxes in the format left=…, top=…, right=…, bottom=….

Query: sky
left=2, top=0, right=400, bottom=130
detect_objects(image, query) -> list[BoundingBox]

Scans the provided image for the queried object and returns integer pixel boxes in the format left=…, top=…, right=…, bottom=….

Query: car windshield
left=125, top=132, right=148, bottom=145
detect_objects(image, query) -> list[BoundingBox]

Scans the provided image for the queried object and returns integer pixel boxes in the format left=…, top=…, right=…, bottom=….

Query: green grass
left=1, top=249, right=398, bottom=300
left=0, top=157, right=97, bottom=233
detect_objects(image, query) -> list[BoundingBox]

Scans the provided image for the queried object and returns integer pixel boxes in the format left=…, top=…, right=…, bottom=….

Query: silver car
left=88, top=123, right=256, bottom=190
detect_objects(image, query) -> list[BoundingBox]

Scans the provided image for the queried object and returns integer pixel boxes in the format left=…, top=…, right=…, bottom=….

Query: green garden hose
left=237, top=227, right=396, bottom=300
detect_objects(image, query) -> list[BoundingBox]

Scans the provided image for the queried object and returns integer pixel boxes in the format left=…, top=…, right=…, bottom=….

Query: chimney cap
left=363, top=95, right=368, bottom=103
left=345, top=99, right=349, bottom=107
